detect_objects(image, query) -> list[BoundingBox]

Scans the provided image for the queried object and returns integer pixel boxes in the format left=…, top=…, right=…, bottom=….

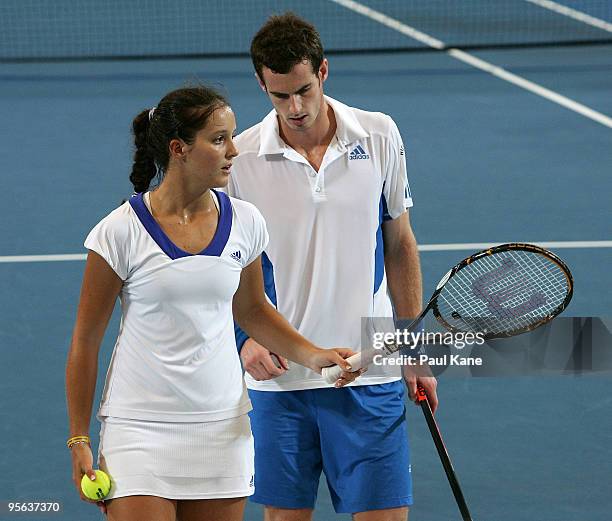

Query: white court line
left=0, top=254, right=87, bottom=263
left=329, top=0, right=612, bottom=129
left=418, top=241, right=612, bottom=252
left=447, top=48, right=612, bottom=127
left=1, top=242, right=610, bottom=263
left=524, top=0, right=612, bottom=33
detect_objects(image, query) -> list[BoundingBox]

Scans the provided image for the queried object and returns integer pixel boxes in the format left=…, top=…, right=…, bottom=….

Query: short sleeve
left=245, top=206, right=269, bottom=266
left=84, top=205, right=131, bottom=280
left=382, top=116, right=413, bottom=221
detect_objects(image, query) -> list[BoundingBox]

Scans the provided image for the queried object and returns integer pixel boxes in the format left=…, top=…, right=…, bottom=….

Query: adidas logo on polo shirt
left=230, top=251, right=242, bottom=262
left=349, top=144, right=370, bottom=160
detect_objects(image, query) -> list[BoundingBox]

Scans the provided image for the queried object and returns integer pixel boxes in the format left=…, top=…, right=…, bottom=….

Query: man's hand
left=240, top=338, right=289, bottom=381
left=404, top=372, right=438, bottom=413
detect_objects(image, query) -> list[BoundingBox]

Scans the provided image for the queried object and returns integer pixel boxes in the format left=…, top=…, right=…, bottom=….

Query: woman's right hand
left=70, top=444, right=106, bottom=513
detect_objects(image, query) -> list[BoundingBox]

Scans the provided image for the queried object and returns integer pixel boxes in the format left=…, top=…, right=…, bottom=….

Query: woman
left=65, top=86, right=359, bottom=521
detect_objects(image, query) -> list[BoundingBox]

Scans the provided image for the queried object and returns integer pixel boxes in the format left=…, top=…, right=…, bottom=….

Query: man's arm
left=382, top=210, right=422, bottom=318
left=382, top=210, right=438, bottom=412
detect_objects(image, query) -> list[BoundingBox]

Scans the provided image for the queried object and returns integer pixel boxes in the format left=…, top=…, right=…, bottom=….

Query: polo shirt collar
left=257, top=109, right=285, bottom=156
left=325, top=96, right=369, bottom=146
left=257, top=95, right=369, bottom=157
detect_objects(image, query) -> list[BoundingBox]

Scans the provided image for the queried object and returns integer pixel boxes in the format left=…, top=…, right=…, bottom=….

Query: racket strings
left=437, top=250, right=569, bottom=335
left=478, top=251, right=566, bottom=309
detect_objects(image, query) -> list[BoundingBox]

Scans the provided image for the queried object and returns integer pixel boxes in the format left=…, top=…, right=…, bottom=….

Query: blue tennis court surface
left=1, top=2, right=611, bottom=520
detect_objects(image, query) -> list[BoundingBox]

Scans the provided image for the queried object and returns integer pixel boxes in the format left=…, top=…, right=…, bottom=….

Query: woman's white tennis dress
left=85, top=191, right=268, bottom=500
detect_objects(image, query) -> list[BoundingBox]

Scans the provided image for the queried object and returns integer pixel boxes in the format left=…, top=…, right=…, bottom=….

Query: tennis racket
left=322, top=243, right=573, bottom=383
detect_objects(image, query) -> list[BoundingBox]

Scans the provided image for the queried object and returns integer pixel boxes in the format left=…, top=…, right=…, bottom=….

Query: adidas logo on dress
left=230, top=251, right=242, bottom=262
left=349, top=144, right=370, bottom=160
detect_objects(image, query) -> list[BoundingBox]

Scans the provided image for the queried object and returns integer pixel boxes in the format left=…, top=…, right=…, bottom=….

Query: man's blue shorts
left=248, top=381, right=412, bottom=514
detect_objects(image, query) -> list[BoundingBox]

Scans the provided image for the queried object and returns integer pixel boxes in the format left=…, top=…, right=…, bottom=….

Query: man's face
left=259, top=59, right=328, bottom=132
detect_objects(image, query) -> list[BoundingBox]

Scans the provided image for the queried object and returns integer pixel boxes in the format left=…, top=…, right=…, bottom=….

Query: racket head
left=431, top=243, right=573, bottom=339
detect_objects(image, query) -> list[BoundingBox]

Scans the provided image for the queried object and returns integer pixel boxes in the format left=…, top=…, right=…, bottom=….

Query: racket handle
left=418, top=385, right=474, bottom=521
left=322, top=352, right=364, bottom=384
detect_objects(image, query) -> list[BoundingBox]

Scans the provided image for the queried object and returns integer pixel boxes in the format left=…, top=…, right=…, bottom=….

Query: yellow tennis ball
left=80, top=470, right=111, bottom=500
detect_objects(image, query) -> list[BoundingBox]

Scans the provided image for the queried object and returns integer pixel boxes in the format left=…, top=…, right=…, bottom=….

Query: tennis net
left=2, top=0, right=611, bottom=62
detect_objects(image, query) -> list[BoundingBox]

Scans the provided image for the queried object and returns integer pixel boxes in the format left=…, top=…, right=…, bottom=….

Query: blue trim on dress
left=128, top=190, right=232, bottom=260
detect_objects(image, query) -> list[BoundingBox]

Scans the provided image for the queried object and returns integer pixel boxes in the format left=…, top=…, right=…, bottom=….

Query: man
left=228, top=13, right=438, bottom=521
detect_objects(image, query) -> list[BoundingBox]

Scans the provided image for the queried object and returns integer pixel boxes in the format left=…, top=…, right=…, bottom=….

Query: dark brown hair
left=130, top=86, right=228, bottom=193
left=250, top=12, right=324, bottom=83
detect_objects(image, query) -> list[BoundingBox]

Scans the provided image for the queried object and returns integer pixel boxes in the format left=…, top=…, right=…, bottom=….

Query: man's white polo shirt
left=228, top=96, right=413, bottom=391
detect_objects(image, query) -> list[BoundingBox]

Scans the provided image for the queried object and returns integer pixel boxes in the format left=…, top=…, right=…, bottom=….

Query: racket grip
left=416, top=384, right=428, bottom=403
left=322, top=352, right=364, bottom=384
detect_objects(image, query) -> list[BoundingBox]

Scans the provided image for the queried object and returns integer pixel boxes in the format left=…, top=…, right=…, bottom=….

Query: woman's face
left=181, top=105, right=239, bottom=188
